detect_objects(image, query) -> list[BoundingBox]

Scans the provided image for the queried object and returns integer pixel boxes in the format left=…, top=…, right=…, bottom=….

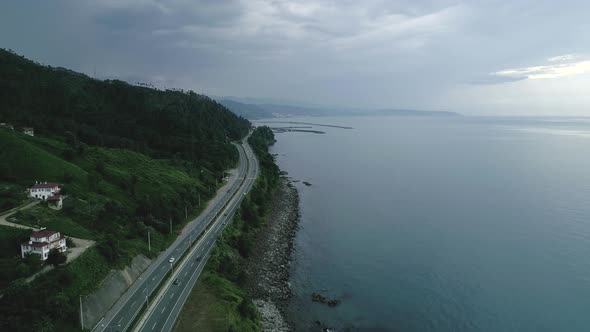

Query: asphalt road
left=136, top=140, right=258, bottom=332
left=92, top=138, right=257, bottom=332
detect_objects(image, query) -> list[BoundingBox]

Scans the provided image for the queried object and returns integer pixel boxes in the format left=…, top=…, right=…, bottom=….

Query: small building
left=22, top=127, right=34, bottom=136
left=21, top=229, right=67, bottom=261
left=47, top=194, right=63, bottom=210
left=0, top=123, right=14, bottom=130
left=29, top=182, right=61, bottom=200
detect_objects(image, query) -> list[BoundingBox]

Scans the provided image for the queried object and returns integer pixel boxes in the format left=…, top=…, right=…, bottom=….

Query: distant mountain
left=219, top=97, right=460, bottom=119
left=217, top=99, right=274, bottom=119
left=369, top=109, right=461, bottom=117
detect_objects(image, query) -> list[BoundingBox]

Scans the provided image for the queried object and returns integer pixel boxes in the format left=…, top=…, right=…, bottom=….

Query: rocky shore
left=244, top=178, right=300, bottom=331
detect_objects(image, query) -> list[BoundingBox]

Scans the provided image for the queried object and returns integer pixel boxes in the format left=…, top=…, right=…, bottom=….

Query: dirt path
left=0, top=200, right=40, bottom=229
left=0, top=200, right=96, bottom=282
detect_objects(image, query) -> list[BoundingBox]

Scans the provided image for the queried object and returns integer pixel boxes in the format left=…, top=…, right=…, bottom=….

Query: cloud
left=492, top=55, right=590, bottom=80
left=3, top=0, right=590, bottom=114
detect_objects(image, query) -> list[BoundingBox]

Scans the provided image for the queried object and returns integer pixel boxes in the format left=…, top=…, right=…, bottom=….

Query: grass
left=0, top=130, right=87, bottom=186
left=9, top=204, right=95, bottom=239
left=174, top=272, right=258, bottom=332
left=0, top=225, right=33, bottom=289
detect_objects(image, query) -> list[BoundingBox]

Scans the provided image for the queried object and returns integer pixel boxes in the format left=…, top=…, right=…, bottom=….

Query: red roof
left=47, top=194, right=61, bottom=201
left=31, top=182, right=60, bottom=189
left=31, top=230, right=58, bottom=238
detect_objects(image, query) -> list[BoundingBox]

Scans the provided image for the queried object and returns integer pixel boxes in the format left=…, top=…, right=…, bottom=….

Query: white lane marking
left=152, top=276, right=156, bottom=281
left=152, top=322, right=157, bottom=330
left=131, top=300, right=137, bottom=307
left=118, top=316, right=124, bottom=325
left=191, top=263, right=194, bottom=267
left=170, top=293, right=175, bottom=300
left=161, top=306, right=166, bottom=314
left=184, top=271, right=188, bottom=276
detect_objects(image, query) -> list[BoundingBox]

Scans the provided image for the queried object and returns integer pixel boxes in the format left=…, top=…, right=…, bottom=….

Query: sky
left=1, top=0, right=590, bottom=115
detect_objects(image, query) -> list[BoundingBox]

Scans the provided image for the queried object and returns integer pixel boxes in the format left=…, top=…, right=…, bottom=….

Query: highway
left=92, top=138, right=258, bottom=332
left=134, top=140, right=258, bottom=332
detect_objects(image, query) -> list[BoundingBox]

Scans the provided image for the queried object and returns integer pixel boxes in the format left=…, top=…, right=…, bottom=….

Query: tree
left=47, top=249, right=67, bottom=266
left=32, top=316, right=54, bottom=332
left=23, top=253, right=42, bottom=271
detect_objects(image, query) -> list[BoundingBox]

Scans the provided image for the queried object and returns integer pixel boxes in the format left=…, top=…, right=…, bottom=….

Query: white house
left=29, top=182, right=61, bottom=200
left=23, top=127, right=34, bottom=136
left=21, top=229, right=67, bottom=261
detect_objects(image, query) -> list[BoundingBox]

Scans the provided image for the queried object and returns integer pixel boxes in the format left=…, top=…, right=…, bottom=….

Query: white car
left=169, top=257, right=175, bottom=263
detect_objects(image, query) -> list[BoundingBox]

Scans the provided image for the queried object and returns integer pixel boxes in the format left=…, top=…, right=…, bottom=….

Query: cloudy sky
left=1, top=0, right=590, bottom=115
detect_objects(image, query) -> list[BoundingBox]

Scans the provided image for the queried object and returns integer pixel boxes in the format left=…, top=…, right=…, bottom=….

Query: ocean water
left=266, top=116, right=590, bottom=332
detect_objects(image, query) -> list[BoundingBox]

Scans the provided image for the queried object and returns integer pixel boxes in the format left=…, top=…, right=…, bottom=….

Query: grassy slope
left=0, top=129, right=87, bottom=184
left=0, top=129, right=230, bottom=331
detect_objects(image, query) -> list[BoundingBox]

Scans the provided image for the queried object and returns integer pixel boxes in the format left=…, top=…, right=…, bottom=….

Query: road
left=135, top=140, right=258, bottom=332
left=93, top=138, right=258, bottom=332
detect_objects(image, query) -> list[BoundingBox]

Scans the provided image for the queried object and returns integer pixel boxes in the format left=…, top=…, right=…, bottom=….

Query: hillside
left=0, top=50, right=251, bottom=331
left=0, top=49, right=250, bottom=169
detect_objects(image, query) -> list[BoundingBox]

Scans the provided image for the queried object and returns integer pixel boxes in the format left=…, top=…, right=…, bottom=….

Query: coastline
left=243, top=177, right=300, bottom=331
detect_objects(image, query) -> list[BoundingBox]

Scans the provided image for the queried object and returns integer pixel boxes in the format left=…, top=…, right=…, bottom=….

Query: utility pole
left=147, top=231, right=151, bottom=252
left=79, top=295, right=84, bottom=330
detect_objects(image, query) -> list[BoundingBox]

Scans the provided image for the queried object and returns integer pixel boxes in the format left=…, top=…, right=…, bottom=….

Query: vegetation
left=47, top=249, right=67, bottom=266
left=175, top=127, right=280, bottom=332
left=0, top=49, right=252, bottom=331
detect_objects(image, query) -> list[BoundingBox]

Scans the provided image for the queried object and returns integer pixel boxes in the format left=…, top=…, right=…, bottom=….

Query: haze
left=2, top=0, right=590, bottom=115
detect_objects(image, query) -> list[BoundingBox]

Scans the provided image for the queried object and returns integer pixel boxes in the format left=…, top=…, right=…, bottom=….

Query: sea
left=263, top=115, right=590, bottom=332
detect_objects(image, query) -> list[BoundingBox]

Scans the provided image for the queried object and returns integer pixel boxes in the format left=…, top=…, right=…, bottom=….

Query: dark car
left=173, top=279, right=179, bottom=285
left=196, top=256, right=202, bottom=262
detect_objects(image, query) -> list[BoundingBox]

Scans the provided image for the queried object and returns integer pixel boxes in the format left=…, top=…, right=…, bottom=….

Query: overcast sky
left=1, top=1, right=590, bottom=115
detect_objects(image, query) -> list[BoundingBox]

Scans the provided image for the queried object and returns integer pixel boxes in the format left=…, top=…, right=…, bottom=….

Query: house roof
left=47, top=194, right=61, bottom=201
left=31, top=182, right=60, bottom=189
left=31, top=230, right=58, bottom=238
left=22, top=241, right=49, bottom=248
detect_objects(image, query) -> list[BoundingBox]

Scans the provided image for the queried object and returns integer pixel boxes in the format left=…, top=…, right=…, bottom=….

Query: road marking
left=184, top=271, right=188, bottom=276
left=131, top=300, right=137, bottom=307
left=162, top=306, right=166, bottom=314
left=152, top=276, right=156, bottom=281
left=152, top=322, right=157, bottom=330
left=118, top=317, right=124, bottom=325
left=170, top=293, right=175, bottom=300
left=191, top=263, right=194, bottom=267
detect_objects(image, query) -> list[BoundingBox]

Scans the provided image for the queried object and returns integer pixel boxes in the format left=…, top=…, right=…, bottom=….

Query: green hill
left=0, top=50, right=252, bottom=331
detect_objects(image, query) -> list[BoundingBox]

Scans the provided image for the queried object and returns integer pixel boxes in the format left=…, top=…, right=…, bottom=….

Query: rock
left=242, top=179, right=300, bottom=331
left=311, top=292, right=341, bottom=307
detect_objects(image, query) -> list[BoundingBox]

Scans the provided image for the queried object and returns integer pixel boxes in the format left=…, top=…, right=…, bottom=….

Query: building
left=47, top=194, right=63, bottom=210
left=29, top=182, right=61, bottom=200
left=22, top=127, right=34, bottom=136
left=21, top=229, right=67, bottom=261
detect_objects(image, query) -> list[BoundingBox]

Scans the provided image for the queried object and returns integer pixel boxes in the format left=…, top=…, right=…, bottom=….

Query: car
left=173, top=279, right=179, bottom=285
left=169, top=257, right=175, bottom=263
left=224, top=213, right=227, bottom=216
left=196, top=256, right=202, bottom=262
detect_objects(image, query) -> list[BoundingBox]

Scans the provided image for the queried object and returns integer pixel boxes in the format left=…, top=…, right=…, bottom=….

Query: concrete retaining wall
left=82, top=255, right=152, bottom=329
